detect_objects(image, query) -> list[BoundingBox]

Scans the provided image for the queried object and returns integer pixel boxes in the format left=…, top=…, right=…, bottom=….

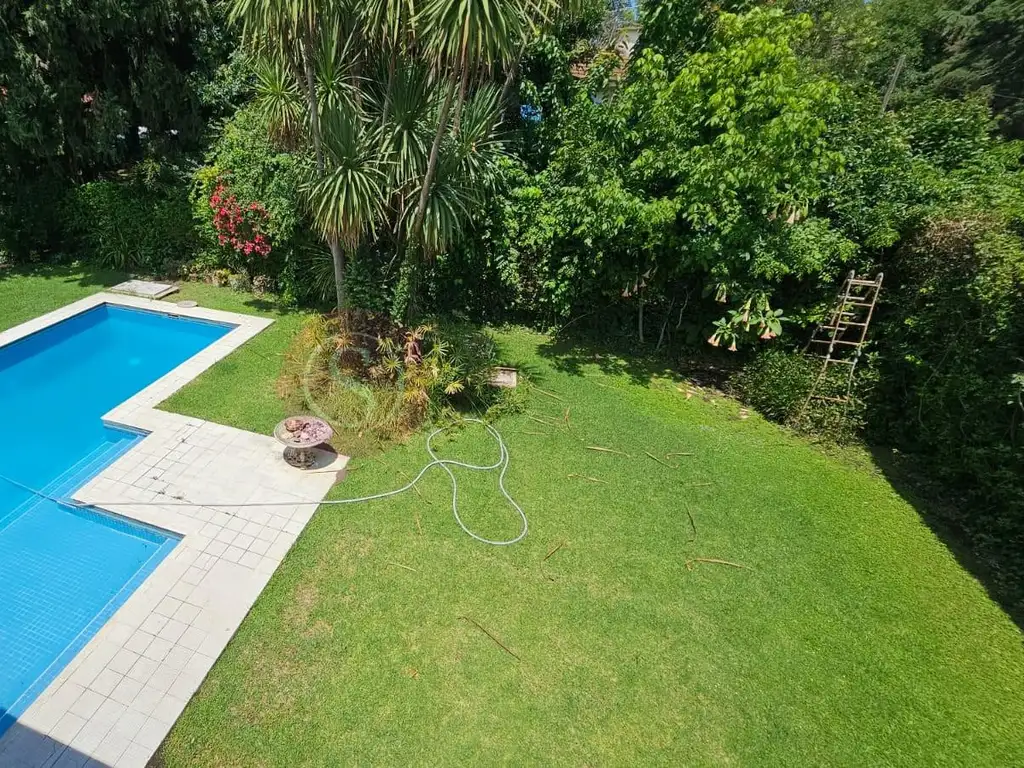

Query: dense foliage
left=0, top=0, right=1022, bottom=611
left=0, top=0, right=232, bottom=258
left=61, top=160, right=196, bottom=272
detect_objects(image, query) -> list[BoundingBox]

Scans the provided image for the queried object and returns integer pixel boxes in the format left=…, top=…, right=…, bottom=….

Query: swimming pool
left=0, top=303, right=232, bottom=734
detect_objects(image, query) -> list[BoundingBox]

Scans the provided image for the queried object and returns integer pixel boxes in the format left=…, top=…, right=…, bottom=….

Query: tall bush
left=192, top=106, right=325, bottom=303
left=61, top=161, right=196, bottom=272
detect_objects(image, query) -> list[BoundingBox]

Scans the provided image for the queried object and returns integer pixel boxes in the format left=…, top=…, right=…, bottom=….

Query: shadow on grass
left=536, top=328, right=1024, bottom=632
left=869, top=447, right=1024, bottom=633
left=536, top=330, right=738, bottom=390
left=240, top=295, right=305, bottom=315
left=0, top=260, right=126, bottom=288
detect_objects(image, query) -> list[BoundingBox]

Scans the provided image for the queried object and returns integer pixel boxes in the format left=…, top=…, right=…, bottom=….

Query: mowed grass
left=0, top=264, right=125, bottom=329
left=1, top=271, right=1022, bottom=765
left=157, top=327, right=1024, bottom=763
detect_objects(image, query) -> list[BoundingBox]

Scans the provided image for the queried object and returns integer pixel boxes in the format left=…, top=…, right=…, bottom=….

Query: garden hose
left=0, top=418, right=528, bottom=546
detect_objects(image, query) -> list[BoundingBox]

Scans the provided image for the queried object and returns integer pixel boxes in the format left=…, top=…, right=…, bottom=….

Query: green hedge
left=61, top=164, right=196, bottom=273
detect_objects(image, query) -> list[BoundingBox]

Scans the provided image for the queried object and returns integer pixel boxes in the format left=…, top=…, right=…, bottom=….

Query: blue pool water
left=0, top=304, right=232, bottom=734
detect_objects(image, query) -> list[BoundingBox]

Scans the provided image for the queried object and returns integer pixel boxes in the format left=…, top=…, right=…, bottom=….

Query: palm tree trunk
left=302, top=35, right=326, bottom=173
left=452, top=63, right=470, bottom=134
left=302, top=30, right=346, bottom=309
left=403, top=75, right=456, bottom=322
left=499, top=43, right=526, bottom=109
left=332, top=244, right=347, bottom=309
left=411, top=77, right=456, bottom=245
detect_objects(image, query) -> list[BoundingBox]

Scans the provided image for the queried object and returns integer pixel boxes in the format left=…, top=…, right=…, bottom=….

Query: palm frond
left=252, top=54, right=305, bottom=147
left=452, top=84, right=508, bottom=181
left=307, top=108, right=387, bottom=247
left=360, top=0, right=421, bottom=48
left=416, top=0, right=534, bottom=71
left=379, top=64, right=434, bottom=187
left=314, top=28, right=362, bottom=116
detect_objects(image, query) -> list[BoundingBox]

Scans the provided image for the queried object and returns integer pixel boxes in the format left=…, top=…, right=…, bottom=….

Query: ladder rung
left=843, top=301, right=875, bottom=307
left=820, top=322, right=867, bottom=331
left=848, top=279, right=878, bottom=287
left=811, top=338, right=861, bottom=346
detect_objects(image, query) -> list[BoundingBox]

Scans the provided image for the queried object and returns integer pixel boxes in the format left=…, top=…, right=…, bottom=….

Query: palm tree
left=231, top=0, right=354, bottom=309
left=410, top=0, right=535, bottom=247
left=305, top=108, right=385, bottom=307
left=231, top=0, right=543, bottom=314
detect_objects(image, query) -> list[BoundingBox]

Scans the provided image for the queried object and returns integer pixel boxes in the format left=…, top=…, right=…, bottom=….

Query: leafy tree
left=0, top=0, right=224, bottom=179
left=503, top=8, right=845, bottom=342
left=0, top=0, right=230, bottom=258
left=933, top=0, right=1024, bottom=137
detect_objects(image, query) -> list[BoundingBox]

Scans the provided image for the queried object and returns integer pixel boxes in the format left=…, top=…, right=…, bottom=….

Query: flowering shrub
left=209, top=180, right=271, bottom=258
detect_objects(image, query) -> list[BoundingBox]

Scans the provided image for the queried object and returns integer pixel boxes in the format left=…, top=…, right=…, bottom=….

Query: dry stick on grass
left=568, top=473, right=608, bottom=485
left=686, top=510, right=697, bottom=542
left=685, top=558, right=751, bottom=571
left=459, top=616, right=521, bottom=660
left=586, top=445, right=632, bottom=457
left=685, top=482, right=713, bottom=488
left=542, top=541, right=565, bottom=562
left=534, top=387, right=564, bottom=402
left=386, top=560, right=417, bottom=572
left=519, top=430, right=552, bottom=437
left=528, top=414, right=561, bottom=428
left=562, top=407, right=585, bottom=443
left=644, top=451, right=678, bottom=469
left=665, top=452, right=695, bottom=459
left=398, top=470, right=430, bottom=504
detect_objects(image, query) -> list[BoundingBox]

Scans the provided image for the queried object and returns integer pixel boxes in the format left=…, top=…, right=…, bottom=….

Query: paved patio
left=0, top=294, right=345, bottom=768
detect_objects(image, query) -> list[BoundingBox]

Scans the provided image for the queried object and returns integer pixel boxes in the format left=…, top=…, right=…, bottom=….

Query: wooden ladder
left=797, top=270, right=884, bottom=422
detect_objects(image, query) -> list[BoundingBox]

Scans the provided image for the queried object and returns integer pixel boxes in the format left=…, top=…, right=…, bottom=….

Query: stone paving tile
left=0, top=293, right=348, bottom=768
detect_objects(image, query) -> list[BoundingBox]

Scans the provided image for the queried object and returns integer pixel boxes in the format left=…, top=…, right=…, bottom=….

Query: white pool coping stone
left=0, top=293, right=347, bottom=768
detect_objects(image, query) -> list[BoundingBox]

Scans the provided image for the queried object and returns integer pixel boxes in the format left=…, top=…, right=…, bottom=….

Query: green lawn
left=1, top=268, right=1022, bottom=765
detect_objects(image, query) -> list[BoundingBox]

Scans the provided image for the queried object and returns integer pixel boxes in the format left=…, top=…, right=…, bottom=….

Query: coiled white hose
left=0, top=418, right=528, bottom=546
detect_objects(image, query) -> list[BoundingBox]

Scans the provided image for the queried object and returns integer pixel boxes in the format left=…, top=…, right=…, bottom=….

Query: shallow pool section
left=0, top=304, right=232, bottom=733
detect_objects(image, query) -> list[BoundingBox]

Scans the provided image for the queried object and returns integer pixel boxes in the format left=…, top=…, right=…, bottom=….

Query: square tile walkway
left=0, top=294, right=346, bottom=768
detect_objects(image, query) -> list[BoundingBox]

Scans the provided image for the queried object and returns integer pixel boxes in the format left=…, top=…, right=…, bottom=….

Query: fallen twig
left=685, top=558, right=751, bottom=571
left=528, top=414, right=561, bottom=427
left=563, top=407, right=585, bottom=443
left=534, top=387, right=565, bottom=402
left=665, top=452, right=694, bottom=459
left=586, top=445, right=632, bottom=457
left=644, top=451, right=677, bottom=469
left=413, top=507, right=423, bottom=536
left=386, top=560, right=417, bottom=572
left=398, top=470, right=430, bottom=504
left=542, top=541, right=565, bottom=562
left=519, top=430, right=551, bottom=436
left=684, top=482, right=713, bottom=488
left=459, top=616, right=520, bottom=660
left=568, top=473, right=608, bottom=485
left=686, top=510, right=697, bottom=542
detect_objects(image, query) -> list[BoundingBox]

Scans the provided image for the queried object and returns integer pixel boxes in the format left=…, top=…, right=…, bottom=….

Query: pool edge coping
left=0, top=292, right=345, bottom=768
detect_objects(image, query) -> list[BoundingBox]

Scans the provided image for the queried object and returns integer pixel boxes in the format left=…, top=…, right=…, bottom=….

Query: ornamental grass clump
left=278, top=312, right=503, bottom=442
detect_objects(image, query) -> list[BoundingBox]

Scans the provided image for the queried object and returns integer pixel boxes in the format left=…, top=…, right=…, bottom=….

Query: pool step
left=48, top=433, right=142, bottom=500
left=0, top=434, right=142, bottom=532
